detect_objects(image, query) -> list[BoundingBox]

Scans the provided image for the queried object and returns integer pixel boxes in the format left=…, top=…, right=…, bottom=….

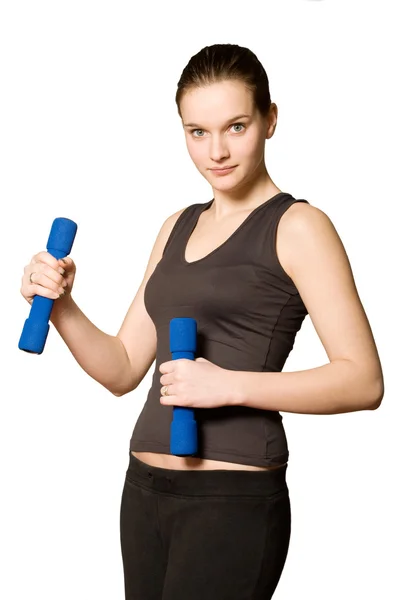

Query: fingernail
left=58, top=267, right=65, bottom=274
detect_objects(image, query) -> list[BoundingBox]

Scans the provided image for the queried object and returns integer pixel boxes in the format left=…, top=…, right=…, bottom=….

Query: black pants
left=119, top=452, right=291, bottom=600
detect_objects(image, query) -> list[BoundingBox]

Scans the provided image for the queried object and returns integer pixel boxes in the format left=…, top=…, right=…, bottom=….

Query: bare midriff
left=131, top=451, right=286, bottom=471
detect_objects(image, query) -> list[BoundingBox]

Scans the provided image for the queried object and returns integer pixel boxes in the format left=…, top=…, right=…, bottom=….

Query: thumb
left=195, top=357, right=209, bottom=363
left=59, top=256, right=75, bottom=270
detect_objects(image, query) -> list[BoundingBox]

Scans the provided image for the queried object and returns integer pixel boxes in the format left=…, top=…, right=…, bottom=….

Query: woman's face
left=180, top=80, right=277, bottom=191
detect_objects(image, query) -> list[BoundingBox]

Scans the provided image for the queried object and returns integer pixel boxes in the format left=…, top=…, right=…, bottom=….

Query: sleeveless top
left=129, top=192, right=310, bottom=467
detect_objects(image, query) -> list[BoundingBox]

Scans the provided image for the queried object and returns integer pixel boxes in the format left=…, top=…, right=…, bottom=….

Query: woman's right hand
left=20, top=251, right=76, bottom=307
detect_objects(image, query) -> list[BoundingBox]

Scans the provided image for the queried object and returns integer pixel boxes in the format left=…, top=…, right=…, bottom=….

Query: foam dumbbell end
left=18, top=217, right=78, bottom=354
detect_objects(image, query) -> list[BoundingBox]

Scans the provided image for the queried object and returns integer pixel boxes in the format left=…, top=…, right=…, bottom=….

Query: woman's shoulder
left=164, top=200, right=207, bottom=230
left=277, top=199, right=341, bottom=281
left=162, top=205, right=189, bottom=235
left=157, top=202, right=198, bottom=250
left=279, top=199, right=331, bottom=236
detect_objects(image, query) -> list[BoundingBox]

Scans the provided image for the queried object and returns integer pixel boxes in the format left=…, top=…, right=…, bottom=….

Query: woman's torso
left=132, top=186, right=297, bottom=472
left=131, top=450, right=286, bottom=471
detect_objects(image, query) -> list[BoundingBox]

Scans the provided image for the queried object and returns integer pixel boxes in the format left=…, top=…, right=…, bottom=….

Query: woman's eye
left=191, top=123, right=245, bottom=137
left=232, top=123, right=245, bottom=133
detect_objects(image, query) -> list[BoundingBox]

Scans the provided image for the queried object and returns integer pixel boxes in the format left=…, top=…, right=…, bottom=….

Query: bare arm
left=49, top=206, right=187, bottom=396
left=50, top=298, right=133, bottom=396
left=232, top=203, right=384, bottom=414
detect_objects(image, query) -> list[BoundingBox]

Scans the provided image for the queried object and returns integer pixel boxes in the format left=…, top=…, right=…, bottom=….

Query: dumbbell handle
left=169, top=317, right=198, bottom=456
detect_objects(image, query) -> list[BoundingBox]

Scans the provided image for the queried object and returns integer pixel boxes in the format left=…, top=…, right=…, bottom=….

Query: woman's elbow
left=367, top=376, right=384, bottom=410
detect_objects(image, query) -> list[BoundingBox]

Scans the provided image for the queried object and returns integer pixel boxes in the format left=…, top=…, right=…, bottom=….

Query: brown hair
left=175, top=43, right=271, bottom=119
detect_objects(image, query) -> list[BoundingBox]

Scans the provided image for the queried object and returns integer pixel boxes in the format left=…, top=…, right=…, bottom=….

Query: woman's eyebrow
left=183, top=114, right=251, bottom=128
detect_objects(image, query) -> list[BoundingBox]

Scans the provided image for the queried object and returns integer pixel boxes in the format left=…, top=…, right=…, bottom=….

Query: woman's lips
left=210, top=166, right=237, bottom=176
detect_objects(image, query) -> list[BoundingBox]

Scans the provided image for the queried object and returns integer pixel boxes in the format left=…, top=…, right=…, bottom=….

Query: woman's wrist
left=50, top=293, right=75, bottom=323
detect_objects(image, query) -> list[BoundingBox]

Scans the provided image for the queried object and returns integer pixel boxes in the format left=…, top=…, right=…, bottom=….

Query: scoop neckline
left=181, top=191, right=288, bottom=266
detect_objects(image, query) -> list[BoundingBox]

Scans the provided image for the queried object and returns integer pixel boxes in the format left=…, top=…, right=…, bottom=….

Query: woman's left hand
left=159, top=357, right=237, bottom=408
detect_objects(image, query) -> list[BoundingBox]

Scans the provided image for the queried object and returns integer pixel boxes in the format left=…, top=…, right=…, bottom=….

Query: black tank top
left=129, top=192, right=309, bottom=467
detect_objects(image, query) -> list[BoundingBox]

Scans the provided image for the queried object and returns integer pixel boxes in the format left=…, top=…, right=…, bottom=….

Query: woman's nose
left=209, top=136, right=230, bottom=162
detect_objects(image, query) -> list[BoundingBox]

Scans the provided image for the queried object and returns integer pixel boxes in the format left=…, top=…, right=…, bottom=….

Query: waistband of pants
left=126, top=452, right=288, bottom=497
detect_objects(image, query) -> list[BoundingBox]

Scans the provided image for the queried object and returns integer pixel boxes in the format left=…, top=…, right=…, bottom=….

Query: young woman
left=21, top=44, right=384, bottom=599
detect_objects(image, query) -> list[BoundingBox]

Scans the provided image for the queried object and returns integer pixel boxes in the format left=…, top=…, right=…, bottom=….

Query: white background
left=1, top=0, right=398, bottom=598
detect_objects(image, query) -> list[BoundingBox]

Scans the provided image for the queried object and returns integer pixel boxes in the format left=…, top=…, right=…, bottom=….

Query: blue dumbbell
left=169, top=317, right=198, bottom=456
left=19, top=218, right=78, bottom=355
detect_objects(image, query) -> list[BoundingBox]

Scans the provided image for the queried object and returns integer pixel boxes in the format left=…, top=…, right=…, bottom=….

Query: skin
left=158, top=80, right=384, bottom=418
left=179, top=79, right=281, bottom=219
left=25, top=79, right=382, bottom=471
